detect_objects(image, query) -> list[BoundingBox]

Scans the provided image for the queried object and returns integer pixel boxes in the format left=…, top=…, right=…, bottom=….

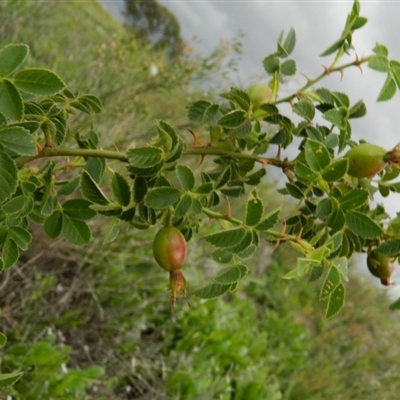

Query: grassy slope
left=1, top=1, right=400, bottom=399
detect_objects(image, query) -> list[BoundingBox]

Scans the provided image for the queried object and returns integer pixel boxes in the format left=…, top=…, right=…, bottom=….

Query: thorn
left=276, top=145, right=282, bottom=160
left=295, top=228, right=304, bottom=242
left=272, top=221, right=288, bottom=252
left=188, top=129, right=202, bottom=147
left=339, top=68, right=344, bottom=81
left=257, top=157, right=269, bottom=166
left=354, top=54, right=364, bottom=74
left=197, top=154, right=205, bottom=167
left=322, top=65, right=331, bottom=75
left=225, top=197, right=232, bottom=219
left=300, top=73, right=312, bottom=83
left=281, top=157, right=294, bottom=181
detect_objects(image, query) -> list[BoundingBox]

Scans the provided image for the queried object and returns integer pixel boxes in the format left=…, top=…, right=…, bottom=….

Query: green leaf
left=327, top=207, right=345, bottom=231
left=349, top=100, right=367, bottom=118
left=84, top=157, right=105, bottom=183
left=90, top=203, right=122, bottom=216
left=157, top=120, right=178, bottom=152
left=245, top=189, right=264, bottom=227
left=62, top=215, right=92, bottom=245
left=375, top=239, right=400, bottom=257
left=127, top=146, right=164, bottom=168
left=324, top=232, right=343, bottom=255
left=214, top=264, right=248, bottom=284
left=280, top=59, right=296, bottom=76
left=44, top=211, right=63, bottom=239
left=295, top=161, right=318, bottom=182
left=196, top=182, right=214, bottom=194
left=57, top=176, right=80, bottom=196
left=229, top=230, right=253, bottom=254
left=8, top=226, right=32, bottom=250
left=297, top=257, right=319, bottom=276
left=255, top=208, right=280, bottom=231
left=320, top=38, right=345, bottom=57
left=292, top=99, right=315, bottom=120
left=285, top=182, right=304, bottom=199
left=304, top=139, right=330, bottom=172
left=228, top=119, right=252, bottom=138
left=217, top=110, right=246, bottom=128
left=220, top=87, right=250, bottom=112
left=323, top=107, right=348, bottom=129
left=80, top=171, right=109, bottom=205
left=333, top=92, right=350, bottom=107
left=0, top=126, right=37, bottom=155
left=325, top=283, right=345, bottom=319
left=111, top=172, right=131, bottom=207
left=0, top=79, right=23, bottom=121
left=193, top=282, right=233, bottom=299
left=13, top=68, right=66, bottom=95
left=0, top=152, right=18, bottom=203
left=377, top=74, right=396, bottom=102
left=2, top=195, right=27, bottom=214
left=321, top=158, right=348, bottom=182
left=62, top=198, right=96, bottom=220
left=174, top=194, right=192, bottom=219
left=278, top=28, right=296, bottom=56
left=373, top=43, right=389, bottom=57
left=204, top=227, right=246, bottom=249
left=345, top=210, right=383, bottom=239
left=214, top=166, right=232, bottom=189
left=102, top=220, right=120, bottom=245
left=320, top=266, right=341, bottom=300
left=176, top=164, right=195, bottom=191
left=368, top=55, right=390, bottom=72
left=315, top=198, right=333, bottom=220
left=2, top=236, right=18, bottom=269
left=187, top=100, right=212, bottom=123
left=339, top=188, right=368, bottom=210
left=0, top=371, right=24, bottom=388
left=203, top=103, right=221, bottom=123
left=0, top=43, right=29, bottom=76
left=333, top=257, right=349, bottom=281
left=211, top=249, right=232, bottom=264
left=263, top=54, right=280, bottom=73
left=144, top=187, right=180, bottom=209
left=314, top=88, right=335, bottom=105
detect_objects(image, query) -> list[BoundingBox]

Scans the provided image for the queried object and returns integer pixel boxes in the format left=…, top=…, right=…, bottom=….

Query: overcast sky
left=103, top=1, right=400, bottom=146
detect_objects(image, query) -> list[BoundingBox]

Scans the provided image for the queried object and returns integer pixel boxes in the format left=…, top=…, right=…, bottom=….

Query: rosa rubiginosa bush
left=2, top=0, right=400, bottom=320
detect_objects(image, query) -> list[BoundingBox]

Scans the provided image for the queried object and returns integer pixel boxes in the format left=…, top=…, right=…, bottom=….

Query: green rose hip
left=367, top=248, right=395, bottom=286
left=345, top=142, right=400, bottom=178
left=153, top=226, right=187, bottom=272
left=345, top=143, right=387, bottom=178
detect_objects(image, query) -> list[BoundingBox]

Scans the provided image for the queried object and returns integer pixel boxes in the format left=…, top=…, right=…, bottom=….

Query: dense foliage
left=1, top=0, right=400, bottom=398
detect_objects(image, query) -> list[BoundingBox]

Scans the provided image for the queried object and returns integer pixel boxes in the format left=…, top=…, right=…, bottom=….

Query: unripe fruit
left=345, top=143, right=387, bottom=178
left=247, top=83, right=272, bottom=109
left=152, top=226, right=187, bottom=272
left=366, top=249, right=395, bottom=286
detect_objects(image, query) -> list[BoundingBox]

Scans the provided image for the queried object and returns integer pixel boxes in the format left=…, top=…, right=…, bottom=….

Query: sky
left=101, top=0, right=400, bottom=294
left=102, top=1, right=400, bottom=147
